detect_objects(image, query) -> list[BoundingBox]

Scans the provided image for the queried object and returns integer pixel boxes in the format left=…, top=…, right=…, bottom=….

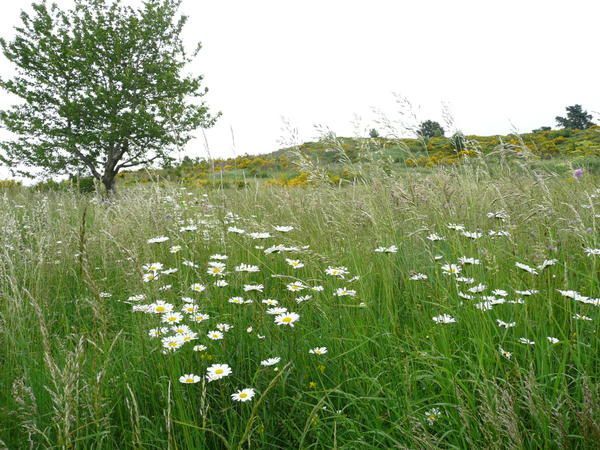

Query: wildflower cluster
left=128, top=203, right=360, bottom=405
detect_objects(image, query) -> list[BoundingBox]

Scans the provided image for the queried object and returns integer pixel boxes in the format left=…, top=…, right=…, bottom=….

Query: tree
left=0, top=0, right=218, bottom=194
left=417, top=120, right=445, bottom=138
left=555, top=105, right=594, bottom=130
left=368, top=128, right=379, bottom=138
left=532, top=126, right=551, bottom=133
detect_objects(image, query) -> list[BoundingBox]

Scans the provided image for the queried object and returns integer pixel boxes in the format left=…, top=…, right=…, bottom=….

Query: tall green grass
left=0, top=160, right=598, bottom=449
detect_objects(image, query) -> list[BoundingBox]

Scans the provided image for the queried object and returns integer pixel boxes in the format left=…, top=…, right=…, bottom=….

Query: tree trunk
left=101, top=173, right=116, bottom=197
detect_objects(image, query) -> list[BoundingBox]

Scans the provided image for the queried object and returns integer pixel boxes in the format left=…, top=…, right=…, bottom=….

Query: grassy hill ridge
left=117, top=125, right=600, bottom=188
left=3, top=126, right=600, bottom=191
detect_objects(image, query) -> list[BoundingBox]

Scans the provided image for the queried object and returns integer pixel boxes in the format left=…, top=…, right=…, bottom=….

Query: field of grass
left=0, top=159, right=599, bottom=449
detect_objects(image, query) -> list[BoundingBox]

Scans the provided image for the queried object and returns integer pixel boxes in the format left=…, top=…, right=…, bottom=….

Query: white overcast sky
left=1, top=0, right=599, bottom=177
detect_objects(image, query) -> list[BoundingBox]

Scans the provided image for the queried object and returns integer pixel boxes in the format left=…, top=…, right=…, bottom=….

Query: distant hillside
left=113, top=126, right=600, bottom=188
left=5, top=126, right=598, bottom=191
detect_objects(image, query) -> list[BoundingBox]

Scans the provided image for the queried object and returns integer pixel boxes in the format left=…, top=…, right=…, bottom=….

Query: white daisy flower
left=325, top=266, right=349, bottom=278
left=179, top=374, right=201, bottom=384
left=334, top=287, right=356, bottom=297
left=143, top=262, right=164, bottom=272
left=432, top=314, right=456, bottom=324
left=274, top=312, right=300, bottom=327
left=487, top=210, right=509, bottom=220
left=286, top=281, right=306, bottom=292
left=235, top=263, right=260, bottom=273
left=458, top=256, right=480, bottom=265
left=573, top=314, right=592, bottom=321
left=216, top=323, right=233, bottom=332
left=538, top=259, right=558, bottom=270
left=181, top=304, right=199, bottom=314
left=171, top=325, right=192, bottom=335
left=244, top=284, right=264, bottom=292
left=150, top=301, right=174, bottom=314
left=424, top=407, right=442, bottom=426
left=231, top=388, right=255, bottom=402
left=148, top=327, right=169, bottom=338
left=286, top=258, right=305, bottom=269
left=441, top=264, right=461, bottom=275
left=127, top=294, right=146, bottom=302
left=206, top=364, right=232, bottom=382
left=499, top=347, right=512, bottom=360
left=162, top=312, right=184, bottom=324
left=427, top=233, right=445, bottom=242
left=260, top=357, right=281, bottom=367
left=190, top=283, right=206, bottom=293
left=309, top=347, right=328, bottom=355
left=295, top=295, right=312, bottom=304
left=468, top=283, right=486, bottom=293
left=410, top=273, right=428, bottom=281
left=515, top=262, right=538, bottom=275
left=143, top=272, right=160, bottom=282
left=207, top=263, right=226, bottom=277
left=162, top=335, right=184, bottom=351
left=147, top=236, right=169, bottom=244
left=515, top=289, right=538, bottom=296
left=249, top=232, right=272, bottom=239
left=207, top=330, right=224, bottom=340
left=462, top=231, right=483, bottom=239
left=374, top=245, right=398, bottom=253
left=456, top=277, right=475, bottom=284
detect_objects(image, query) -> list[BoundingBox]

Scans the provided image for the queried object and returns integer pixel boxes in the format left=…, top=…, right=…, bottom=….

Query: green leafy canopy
left=555, top=104, right=595, bottom=130
left=0, top=0, right=219, bottom=192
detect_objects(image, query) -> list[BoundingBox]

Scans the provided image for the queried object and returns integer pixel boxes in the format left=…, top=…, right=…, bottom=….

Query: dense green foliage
left=0, top=160, right=598, bottom=449
left=556, top=105, right=595, bottom=130
left=418, top=120, right=445, bottom=138
left=0, top=0, right=217, bottom=193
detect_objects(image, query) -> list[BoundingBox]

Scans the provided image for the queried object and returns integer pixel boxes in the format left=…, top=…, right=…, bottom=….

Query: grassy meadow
left=0, top=159, right=599, bottom=449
